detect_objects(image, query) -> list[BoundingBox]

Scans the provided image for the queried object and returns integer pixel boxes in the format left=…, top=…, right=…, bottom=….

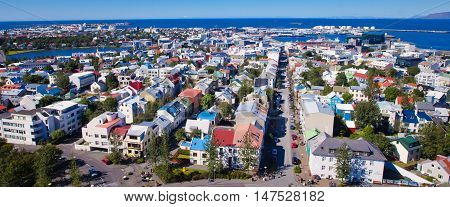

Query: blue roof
left=402, top=110, right=418, bottom=124
left=189, top=136, right=210, bottom=151
left=295, top=84, right=306, bottom=91
left=180, top=141, right=191, bottom=147
left=417, top=112, right=432, bottom=121
left=198, top=110, right=217, bottom=121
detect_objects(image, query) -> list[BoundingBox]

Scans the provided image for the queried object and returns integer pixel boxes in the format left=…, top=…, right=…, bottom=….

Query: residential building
left=69, top=72, right=96, bottom=90
left=417, top=155, right=450, bottom=183
left=44, top=101, right=85, bottom=135
left=391, top=136, right=422, bottom=163
left=81, top=112, right=126, bottom=152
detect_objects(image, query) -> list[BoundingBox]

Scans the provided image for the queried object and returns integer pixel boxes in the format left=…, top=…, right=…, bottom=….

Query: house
left=335, top=104, right=354, bottom=121
left=214, top=88, right=235, bottom=105
left=368, top=60, right=393, bottom=70
left=377, top=101, right=402, bottom=132
left=185, top=136, right=210, bottom=166
left=213, top=126, right=237, bottom=168
left=81, top=112, right=126, bottom=152
left=178, top=88, right=202, bottom=114
left=90, top=81, right=107, bottom=93
left=118, top=95, right=147, bottom=124
left=417, top=155, right=450, bottom=183
left=157, top=100, right=186, bottom=134
left=123, top=124, right=153, bottom=157
left=1, top=89, right=26, bottom=106
left=299, top=95, right=335, bottom=136
left=391, top=136, right=422, bottom=163
left=69, top=72, right=96, bottom=90
left=415, top=72, right=438, bottom=87
left=194, top=78, right=217, bottom=95
left=401, top=110, right=432, bottom=133
left=198, top=110, right=219, bottom=126
left=350, top=86, right=368, bottom=102
left=425, top=91, right=446, bottom=105
left=309, top=137, right=386, bottom=184
left=43, top=101, right=86, bottom=135
left=433, top=108, right=449, bottom=123
left=184, top=119, right=211, bottom=138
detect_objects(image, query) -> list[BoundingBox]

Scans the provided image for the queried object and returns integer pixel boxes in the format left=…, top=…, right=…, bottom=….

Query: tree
left=237, top=80, right=253, bottom=102
left=109, top=133, right=123, bottom=165
left=102, top=97, right=118, bottom=112
left=191, top=129, right=203, bottom=138
left=105, top=73, right=119, bottom=91
left=407, top=66, right=420, bottom=76
left=23, top=74, right=48, bottom=84
left=335, top=144, right=352, bottom=183
left=335, top=73, right=348, bottom=86
left=205, top=137, right=222, bottom=178
left=342, top=92, right=353, bottom=104
left=218, top=102, right=233, bottom=119
left=384, top=87, right=402, bottom=102
left=0, top=140, right=36, bottom=187
left=43, top=65, right=54, bottom=73
left=354, top=101, right=382, bottom=129
left=175, top=128, right=187, bottom=142
left=365, top=133, right=395, bottom=160
left=201, top=94, right=215, bottom=110
left=147, top=135, right=160, bottom=167
left=265, top=88, right=274, bottom=102
left=38, top=96, right=62, bottom=108
left=419, top=123, right=450, bottom=159
left=49, top=129, right=65, bottom=144
left=239, top=131, right=258, bottom=171
left=34, top=144, right=62, bottom=187
left=55, top=73, right=71, bottom=94
left=348, top=79, right=359, bottom=87
left=69, top=159, right=82, bottom=187
left=321, top=85, right=333, bottom=96
left=412, top=89, right=425, bottom=101
left=205, top=66, right=217, bottom=74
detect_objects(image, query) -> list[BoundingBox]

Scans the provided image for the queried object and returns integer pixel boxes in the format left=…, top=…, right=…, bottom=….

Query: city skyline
left=0, top=0, right=449, bottom=21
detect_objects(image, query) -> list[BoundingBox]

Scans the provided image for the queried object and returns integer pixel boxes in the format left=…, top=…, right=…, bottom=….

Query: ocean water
left=7, top=47, right=130, bottom=60
left=1, top=18, right=449, bottom=50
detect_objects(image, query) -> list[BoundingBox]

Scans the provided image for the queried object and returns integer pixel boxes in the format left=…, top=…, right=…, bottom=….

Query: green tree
left=335, top=73, right=348, bottom=86
left=38, top=96, right=62, bottom=108
left=175, top=128, right=187, bottom=142
left=191, top=129, right=203, bottom=138
left=55, top=73, right=71, bottom=94
left=419, top=123, right=450, bottom=159
left=365, top=133, right=395, bottom=160
left=205, top=66, right=217, bottom=74
left=49, top=129, right=66, bottom=145
left=237, top=80, right=253, bottom=102
left=342, top=92, right=353, bottom=104
left=412, top=89, right=425, bottom=101
left=201, top=94, right=215, bottom=110
left=0, top=140, right=36, bottom=187
left=348, top=79, right=359, bottom=87
left=205, top=137, right=222, bottom=178
left=335, top=144, right=352, bottom=184
left=34, top=144, right=62, bottom=187
left=354, top=101, right=382, bottom=129
left=218, top=102, right=233, bottom=119
left=69, top=159, right=82, bottom=187
left=108, top=133, right=123, bottom=165
left=384, top=87, right=402, bottom=102
left=321, top=85, right=333, bottom=96
left=105, top=73, right=119, bottom=90
left=43, top=65, right=54, bottom=73
left=147, top=136, right=160, bottom=167
left=239, top=131, right=258, bottom=171
left=407, top=66, right=420, bottom=76
left=102, top=97, right=118, bottom=112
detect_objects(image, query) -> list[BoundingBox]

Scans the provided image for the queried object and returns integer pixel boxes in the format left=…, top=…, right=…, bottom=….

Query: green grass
left=6, top=50, right=36, bottom=55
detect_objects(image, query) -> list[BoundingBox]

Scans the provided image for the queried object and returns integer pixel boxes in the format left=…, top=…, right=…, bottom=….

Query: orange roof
left=0, top=105, right=7, bottom=111
left=179, top=88, right=202, bottom=98
left=112, top=125, right=131, bottom=136
left=233, top=124, right=264, bottom=149
left=96, top=118, right=122, bottom=129
left=436, top=155, right=450, bottom=174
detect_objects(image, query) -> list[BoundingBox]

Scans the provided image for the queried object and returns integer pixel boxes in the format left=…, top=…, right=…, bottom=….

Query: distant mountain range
left=421, top=12, right=450, bottom=19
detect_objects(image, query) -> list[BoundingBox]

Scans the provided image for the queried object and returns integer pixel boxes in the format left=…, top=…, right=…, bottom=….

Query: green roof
left=305, top=128, right=320, bottom=141
left=398, top=136, right=421, bottom=150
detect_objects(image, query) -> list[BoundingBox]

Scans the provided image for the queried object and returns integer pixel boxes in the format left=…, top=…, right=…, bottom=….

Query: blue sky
left=0, top=0, right=449, bottom=21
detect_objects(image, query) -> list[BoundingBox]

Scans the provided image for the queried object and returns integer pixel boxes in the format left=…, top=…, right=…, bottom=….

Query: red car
left=291, top=134, right=297, bottom=140
left=102, top=157, right=112, bottom=165
left=291, top=142, right=298, bottom=149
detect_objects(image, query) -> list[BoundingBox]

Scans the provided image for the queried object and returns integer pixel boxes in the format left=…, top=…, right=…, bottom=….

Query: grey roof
left=312, top=138, right=387, bottom=161
left=415, top=102, right=435, bottom=111
left=0, top=50, right=6, bottom=63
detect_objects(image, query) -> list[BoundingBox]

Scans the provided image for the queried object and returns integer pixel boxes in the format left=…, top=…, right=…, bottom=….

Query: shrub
left=294, top=166, right=302, bottom=174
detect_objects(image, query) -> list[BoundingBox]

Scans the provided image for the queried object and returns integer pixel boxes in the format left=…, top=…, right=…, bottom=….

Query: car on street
left=272, top=149, right=277, bottom=155
left=291, top=134, right=297, bottom=140
left=275, top=138, right=281, bottom=143
left=101, top=157, right=112, bottom=165
left=291, top=142, right=298, bottom=148
left=290, top=125, right=295, bottom=130
left=292, top=157, right=300, bottom=165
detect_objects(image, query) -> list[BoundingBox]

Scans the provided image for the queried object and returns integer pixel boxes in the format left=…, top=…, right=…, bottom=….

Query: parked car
left=291, top=134, right=298, bottom=140
left=291, top=142, right=298, bottom=148
left=89, top=167, right=99, bottom=178
left=272, top=149, right=277, bottom=155
left=290, top=125, right=295, bottom=130
left=101, top=157, right=112, bottom=165
left=292, top=157, right=300, bottom=165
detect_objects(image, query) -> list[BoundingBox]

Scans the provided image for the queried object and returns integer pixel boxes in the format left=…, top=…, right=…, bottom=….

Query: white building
left=415, top=72, right=438, bottom=87
left=69, top=72, right=96, bottom=90
left=391, top=136, right=422, bottom=164
left=0, top=109, right=56, bottom=145
left=417, top=155, right=450, bottom=184
left=118, top=95, right=147, bottom=124
left=81, top=112, right=126, bottom=152
left=123, top=124, right=153, bottom=157
left=44, top=101, right=85, bottom=135
left=309, top=138, right=386, bottom=184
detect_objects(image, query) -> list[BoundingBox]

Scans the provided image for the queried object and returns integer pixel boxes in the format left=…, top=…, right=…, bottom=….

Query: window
left=438, top=174, right=442, bottom=179
left=369, top=161, right=374, bottom=166
left=329, top=166, right=333, bottom=171
left=192, top=153, right=198, bottom=157
left=321, top=166, right=325, bottom=170
left=368, top=170, right=373, bottom=175
left=322, top=157, right=326, bottom=161
left=361, top=160, right=366, bottom=165
left=329, top=157, right=333, bottom=162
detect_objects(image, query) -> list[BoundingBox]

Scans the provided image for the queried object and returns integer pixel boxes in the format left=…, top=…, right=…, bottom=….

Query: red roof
left=112, top=125, right=131, bottom=137
left=213, top=127, right=235, bottom=147
left=354, top=73, right=368, bottom=79
left=179, top=88, right=202, bottom=99
left=129, top=81, right=144, bottom=91
left=436, top=155, right=450, bottom=175
left=0, top=105, right=7, bottom=111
